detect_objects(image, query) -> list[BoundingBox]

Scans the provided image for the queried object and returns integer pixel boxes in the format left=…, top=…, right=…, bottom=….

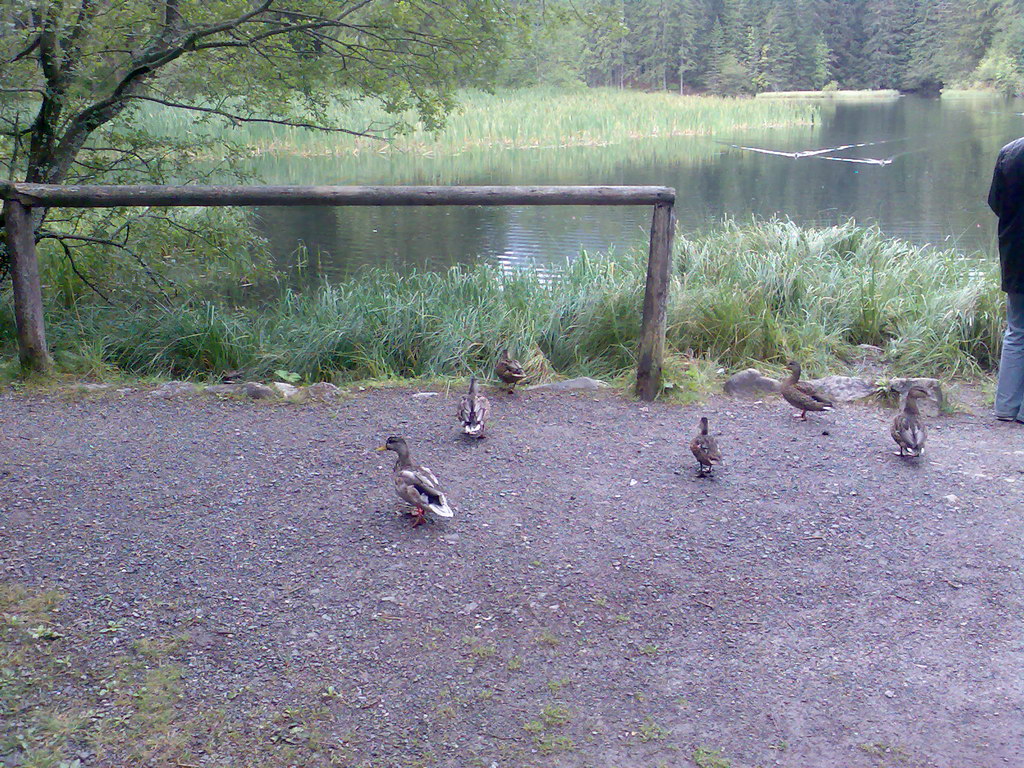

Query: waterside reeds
left=4, top=220, right=1001, bottom=385
left=139, top=88, right=820, bottom=158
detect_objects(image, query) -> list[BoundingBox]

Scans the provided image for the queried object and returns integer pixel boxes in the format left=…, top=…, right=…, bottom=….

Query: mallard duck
left=689, top=416, right=722, bottom=476
left=457, top=376, right=490, bottom=438
left=891, top=386, right=928, bottom=456
left=780, top=361, right=834, bottom=420
left=380, top=435, right=454, bottom=526
left=495, top=348, right=527, bottom=394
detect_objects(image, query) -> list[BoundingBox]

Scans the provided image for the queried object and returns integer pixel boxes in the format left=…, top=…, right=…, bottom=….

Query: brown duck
left=379, top=435, right=454, bottom=526
left=457, top=376, right=490, bottom=438
left=689, top=416, right=722, bottom=476
left=891, top=386, right=928, bottom=456
left=780, top=360, right=834, bottom=420
left=495, top=349, right=527, bottom=394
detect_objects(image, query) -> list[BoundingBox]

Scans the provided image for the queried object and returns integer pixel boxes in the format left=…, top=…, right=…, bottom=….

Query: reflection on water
left=250, top=95, right=1022, bottom=282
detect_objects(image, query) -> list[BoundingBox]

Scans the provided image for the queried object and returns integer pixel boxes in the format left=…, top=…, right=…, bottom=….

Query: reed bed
left=138, top=88, right=819, bottom=158
left=755, top=89, right=901, bottom=100
left=5, top=220, right=1001, bottom=385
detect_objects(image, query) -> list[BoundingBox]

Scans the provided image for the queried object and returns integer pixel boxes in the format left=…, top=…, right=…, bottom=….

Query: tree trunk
left=4, top=200, right=52, bottom=373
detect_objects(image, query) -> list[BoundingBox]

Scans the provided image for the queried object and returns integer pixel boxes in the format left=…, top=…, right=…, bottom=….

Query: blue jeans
left=996, top=292, right=1024, bottom=421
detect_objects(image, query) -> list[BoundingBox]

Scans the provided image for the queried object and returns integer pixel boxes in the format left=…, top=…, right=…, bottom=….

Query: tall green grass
left=138, top=88, right=819, bottom=157
left=4, top=220, right=1001, bottom=384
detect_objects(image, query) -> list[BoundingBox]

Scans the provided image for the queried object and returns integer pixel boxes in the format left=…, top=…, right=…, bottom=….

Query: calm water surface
left=250, top=95, right=1024, bottom=281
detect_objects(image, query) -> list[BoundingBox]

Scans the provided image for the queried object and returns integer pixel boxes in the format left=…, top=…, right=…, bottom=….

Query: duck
left=891, top=386, right=928, bottom=456
left=689, top=416, right=722, bottom=476
left=780, top=360, right=834, bottom=420
left=495, top=348, right=527, bottom=394
left=380, top=435, right=454, bottom=526
left=457, top=376, right=490, bottom=438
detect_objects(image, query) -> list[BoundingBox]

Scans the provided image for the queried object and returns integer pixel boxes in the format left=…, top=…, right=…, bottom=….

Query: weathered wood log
left=0, top=182, right=676, bottom=208
left=3, top=200, right=52, bottom=373
left=635, top=200, right=675, bottom=401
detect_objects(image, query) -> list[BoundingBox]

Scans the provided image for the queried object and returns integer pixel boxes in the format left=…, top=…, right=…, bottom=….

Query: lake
left=249, top=95, right=1023, bottom=282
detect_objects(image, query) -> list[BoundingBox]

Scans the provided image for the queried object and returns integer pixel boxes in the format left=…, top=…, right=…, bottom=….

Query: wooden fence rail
left=0, top=182, right=675, bottom=400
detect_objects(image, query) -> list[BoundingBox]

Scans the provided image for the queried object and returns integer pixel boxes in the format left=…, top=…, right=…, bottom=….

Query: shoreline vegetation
left=755, top=89, right=902, bottom=99
left=1, top=219, right=1002, bottom=389
left=139, top=89, right=820, bottom=158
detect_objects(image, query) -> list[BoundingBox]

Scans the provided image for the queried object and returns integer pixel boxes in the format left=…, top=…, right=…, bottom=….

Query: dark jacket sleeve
left=989, top=153, right=1004, bottom=216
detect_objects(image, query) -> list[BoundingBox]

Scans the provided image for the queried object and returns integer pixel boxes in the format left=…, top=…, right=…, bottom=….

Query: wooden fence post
left=635, top=200, right=675, bottom=401
left=4, top=200, right=52, bottom=372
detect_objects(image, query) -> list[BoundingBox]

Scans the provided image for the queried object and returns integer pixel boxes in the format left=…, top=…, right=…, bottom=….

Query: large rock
left=204, top=383, right=243, bottom=396
left=527, top=377, right=610, bottom=392
left=149, top=380, right=197, bottom=399
left=242, top=381, right=277, bottom=400
left=307, top=382, right=340, bottom=401
left=723, top=368, right=780, bottom=396
left=271, top=382, right=300, bottom=399
left=889, top=377, right=943, bottom=416
left=805, top=375, right=877, bottom=403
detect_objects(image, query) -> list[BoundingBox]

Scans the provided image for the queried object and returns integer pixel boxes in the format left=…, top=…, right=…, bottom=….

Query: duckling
left=891, top=386, right=928, bottom=456
left=380, top=435, right=454, bottom=526
left=457, top=376, right=490, bottom=438
left=495, top=349, right=527, bottom=394
left=780, top=361, right=834, bottom=420
left=689, top=416, right=722, bottom=476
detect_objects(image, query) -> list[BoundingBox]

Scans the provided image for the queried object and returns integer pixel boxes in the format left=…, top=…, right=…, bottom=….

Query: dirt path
left=1, top=387, right=1022, bottom=768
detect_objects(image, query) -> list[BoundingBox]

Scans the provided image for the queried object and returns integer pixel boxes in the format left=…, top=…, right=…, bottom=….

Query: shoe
left=996, top=414, right=1018, bottom=421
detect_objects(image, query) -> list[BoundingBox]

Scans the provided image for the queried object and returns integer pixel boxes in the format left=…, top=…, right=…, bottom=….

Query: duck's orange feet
left=410, top=508, right=427, bottom=527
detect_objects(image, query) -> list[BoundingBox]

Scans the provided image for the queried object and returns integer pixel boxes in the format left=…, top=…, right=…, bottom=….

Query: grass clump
left=1, top=219, right=1002, bottom=384
left=672, top=218, right=1002, bottom=378
left=636, top=716, right=669, bottom=742
left=693, top=746, right=732, bottom=767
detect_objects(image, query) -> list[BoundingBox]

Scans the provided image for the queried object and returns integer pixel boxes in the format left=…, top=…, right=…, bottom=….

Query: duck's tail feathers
left=427, top=499, right=454, bottom=519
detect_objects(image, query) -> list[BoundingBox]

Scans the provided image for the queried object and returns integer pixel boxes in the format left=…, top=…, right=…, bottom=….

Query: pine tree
left=863, top=0, right=913, bottom=89
left=821, top=0, right=868, bottom=88
left=677, top=0, right=713, bottom=91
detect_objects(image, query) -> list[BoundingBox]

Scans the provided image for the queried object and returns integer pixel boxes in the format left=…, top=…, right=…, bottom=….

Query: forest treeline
left=500, top=0, right=1024, bottom=95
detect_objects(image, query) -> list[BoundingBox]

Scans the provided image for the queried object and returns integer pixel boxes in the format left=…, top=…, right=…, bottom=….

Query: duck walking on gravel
left=891, top=386, right=928, bottom=457
left=379, top=435, right=454, bottom=526
left=690, top=416, right=722, bottom=477
left=458, top=376, right=490, bottom=438
left=780, top=360, right=834, bottom=420
left=495, top=349, right=527, bottom=394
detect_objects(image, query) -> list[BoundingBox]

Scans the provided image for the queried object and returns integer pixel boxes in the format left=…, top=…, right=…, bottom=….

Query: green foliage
left=0, top=0, right=512, bottom=279
left=36, top=207, right=270, bottom=308
left=496, top=0, right=1023, bottom=96
left=0, top=220, right=1003, bottom=382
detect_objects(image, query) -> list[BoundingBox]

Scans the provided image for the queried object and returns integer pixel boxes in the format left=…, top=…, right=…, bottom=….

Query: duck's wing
left=891, top=414, right=910, bottom=449
left=497, top=359, right=527, bottom=381
left=476, top=394, right=491, bottom=424
left=892, top=413, right=925, bottom=452
left=782, top=386, right=822, bottom=411
left=396, top=465, right=453, bottom=517
left=793, top=381, right=833, bottom=406
left=457, top=394, right=472, bottom=423
left=689, top=435, right=705, bottom=462
left=703, top=435, right=722, bottom=462
left=691, top=435, right=722, bottom=463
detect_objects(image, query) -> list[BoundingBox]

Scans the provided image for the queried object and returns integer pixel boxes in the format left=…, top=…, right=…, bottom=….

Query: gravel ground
left=1, top=386, right=1022, bottom=768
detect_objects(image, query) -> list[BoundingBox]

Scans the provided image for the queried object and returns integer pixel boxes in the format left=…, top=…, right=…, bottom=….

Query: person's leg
left=995, top=292, right=1024, bottom=421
